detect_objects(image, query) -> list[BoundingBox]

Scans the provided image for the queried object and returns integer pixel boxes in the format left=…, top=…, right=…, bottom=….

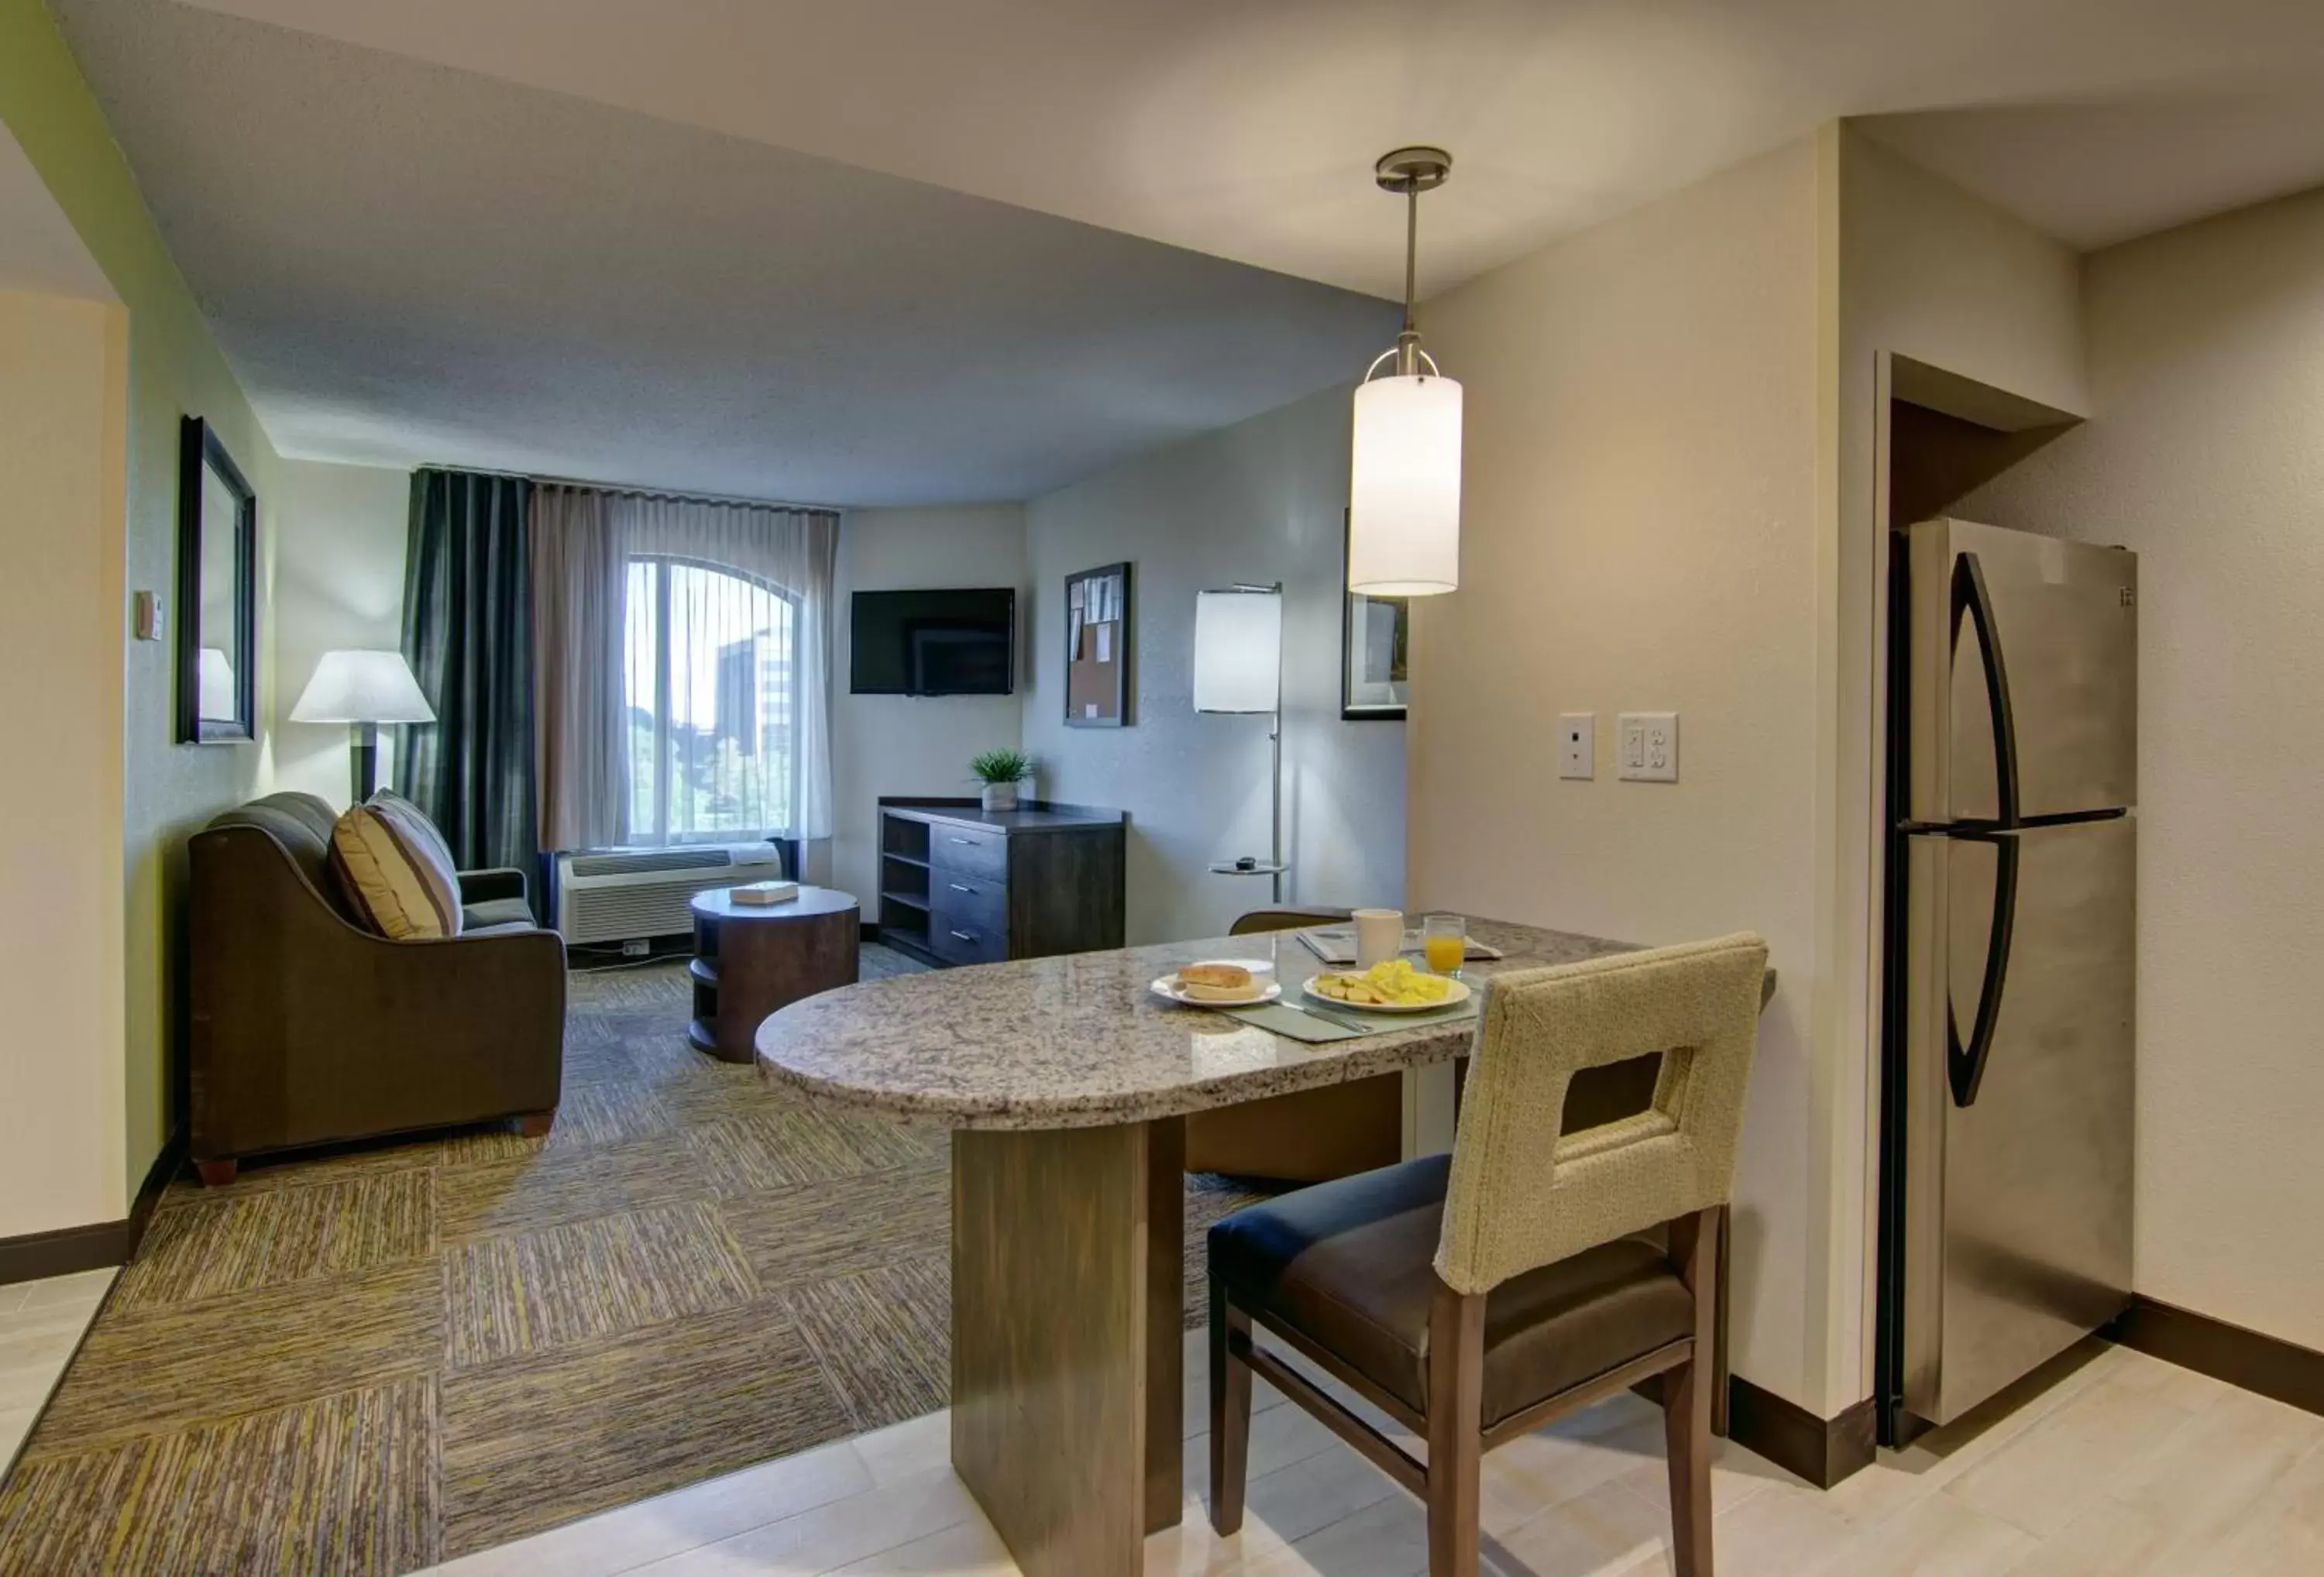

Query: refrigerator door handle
left=1950, top=551, right=2023, bottom=826
left=1948, top=833, right=2020, bottom=1108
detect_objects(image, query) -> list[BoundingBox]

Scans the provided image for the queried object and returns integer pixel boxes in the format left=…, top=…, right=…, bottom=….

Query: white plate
left=1150, top=967, right=1281, bottom=1008
left=1301, top=974, right=1472, bottom=1014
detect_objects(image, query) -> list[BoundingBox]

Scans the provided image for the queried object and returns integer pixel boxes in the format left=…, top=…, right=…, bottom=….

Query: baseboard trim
left=126, top=1130, right=182, bottom=1254
left=1725, top=1375, right=1876, bottom=1489
left=2107, top=1295, right=2324, bottom=1419
left=0, top=1132, right=183, bottom=1287
left=0, top=1218, right=125, bottom=1287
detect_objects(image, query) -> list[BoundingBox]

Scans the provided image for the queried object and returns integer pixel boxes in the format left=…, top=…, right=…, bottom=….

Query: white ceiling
left=51, top=0, right=2324, bottom=501
left=1865, top=79, right=2324, bottom=252
left=171, top=0, right=2324, bottom=286
left=51, top=0, right=1397, bottom=505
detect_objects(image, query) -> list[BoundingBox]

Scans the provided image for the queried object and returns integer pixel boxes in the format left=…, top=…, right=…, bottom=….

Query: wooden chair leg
left=1712, top=1201, right=1732, bottom=1438
left=514, top=1109, right=555, bottom=1139
left=1426, top=1279, right=1485, bottom=1577
left=194, top=1158, right=237, bottom=1188
left=1208, top=1280, right=1252, bottom=1534
left=1666, top=1208, right=1718, bottom=1577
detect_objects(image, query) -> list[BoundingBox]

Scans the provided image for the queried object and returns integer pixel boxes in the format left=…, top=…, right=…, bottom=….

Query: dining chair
left=1226, top=906, right=1354, bottom=936
left=1205, top=933, right=1769, bottom=1577
left=1184, top=906, right=1403, bottom=1183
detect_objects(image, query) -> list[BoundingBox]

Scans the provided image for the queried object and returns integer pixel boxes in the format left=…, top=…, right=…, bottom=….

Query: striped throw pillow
left=331, top=792, right=463, bottom=940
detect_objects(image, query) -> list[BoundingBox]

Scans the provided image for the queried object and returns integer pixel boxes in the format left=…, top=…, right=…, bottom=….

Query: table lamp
left=291, top=649, right=436, bottom=803
left=1194, top=584, right=1286, bottom=902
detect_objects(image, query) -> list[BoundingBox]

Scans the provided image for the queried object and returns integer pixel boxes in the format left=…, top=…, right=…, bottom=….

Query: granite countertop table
left=755, top=916, right=1636, bottom=1129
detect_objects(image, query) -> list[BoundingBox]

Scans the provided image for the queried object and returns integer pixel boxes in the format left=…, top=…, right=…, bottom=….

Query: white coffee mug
left=1353, top=908, right=1404, bottom=969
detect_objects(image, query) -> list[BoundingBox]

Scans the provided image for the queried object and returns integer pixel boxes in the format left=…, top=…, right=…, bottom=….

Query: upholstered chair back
left=204, top=792, right=356, bottom=919
left=1434, top=933, right=1769, bottom=1295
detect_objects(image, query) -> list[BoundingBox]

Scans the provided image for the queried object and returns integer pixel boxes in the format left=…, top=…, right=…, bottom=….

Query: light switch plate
left=132, top=590, right=165, bottom=641
left=1618, top=712, right=1679, bottom=782
left=1557, top=713, right=1594, bottom=779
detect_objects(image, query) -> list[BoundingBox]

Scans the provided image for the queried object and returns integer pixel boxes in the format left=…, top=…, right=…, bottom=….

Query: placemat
left=1219, top=994, right=1481, bottom=1044
left=1295, top=927, right=1505, bottom=966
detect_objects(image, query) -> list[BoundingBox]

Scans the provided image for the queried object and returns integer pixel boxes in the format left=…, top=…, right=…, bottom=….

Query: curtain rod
left=424, top=462, right=847, bottom=517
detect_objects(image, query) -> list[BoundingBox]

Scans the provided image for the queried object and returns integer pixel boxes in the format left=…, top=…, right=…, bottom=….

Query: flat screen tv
left=850, top=587, right=1016, bottom=696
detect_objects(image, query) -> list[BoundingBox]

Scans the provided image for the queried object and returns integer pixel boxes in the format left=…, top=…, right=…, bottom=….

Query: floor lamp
left=1194, top=584, right=1286, bottom=904
left=290, top=649, right=436, bottom=803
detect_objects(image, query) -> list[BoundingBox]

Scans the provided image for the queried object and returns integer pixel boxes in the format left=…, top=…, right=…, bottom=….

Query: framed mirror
left=177, top=416, right=257, bottom=744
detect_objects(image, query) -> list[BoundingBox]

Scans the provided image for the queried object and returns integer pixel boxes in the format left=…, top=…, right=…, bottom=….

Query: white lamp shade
left=1349, top=373, right=1463, bottom=595
left=291, top=649, right=436, bottom=723
left=1193, top=589, right=1283, bottom=713
left=197, top=647, right=236, bottom=721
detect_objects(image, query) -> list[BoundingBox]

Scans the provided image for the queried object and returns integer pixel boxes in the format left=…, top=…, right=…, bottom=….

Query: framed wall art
left=1341, top=511, right=1408, bottom=720
left=1064, top=561, right=1132, bottom=727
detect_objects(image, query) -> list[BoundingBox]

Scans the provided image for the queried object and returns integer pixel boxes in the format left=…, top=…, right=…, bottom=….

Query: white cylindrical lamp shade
left=1193, top=589, right=1283, bottom=713
left=1348, top=373, right=1463, bottom=595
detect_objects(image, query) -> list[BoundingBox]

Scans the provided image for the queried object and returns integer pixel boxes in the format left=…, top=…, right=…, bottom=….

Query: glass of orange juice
left=1422, top=913, right=1467, bottom=977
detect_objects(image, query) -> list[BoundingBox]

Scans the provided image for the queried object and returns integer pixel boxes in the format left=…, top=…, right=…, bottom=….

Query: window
left=622, top=555, right=799, bottom=843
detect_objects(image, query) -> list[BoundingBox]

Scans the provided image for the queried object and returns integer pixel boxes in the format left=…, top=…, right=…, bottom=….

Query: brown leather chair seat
left=1208, top=1153, right=1695, bottom=1430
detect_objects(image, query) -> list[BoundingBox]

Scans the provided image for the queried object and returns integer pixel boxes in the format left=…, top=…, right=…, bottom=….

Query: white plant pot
left=981, top=782, right=1020, bottom=813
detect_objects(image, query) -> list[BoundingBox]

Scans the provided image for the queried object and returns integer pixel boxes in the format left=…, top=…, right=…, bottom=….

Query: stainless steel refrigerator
left=1876, top=517, right=2137, bottom=1441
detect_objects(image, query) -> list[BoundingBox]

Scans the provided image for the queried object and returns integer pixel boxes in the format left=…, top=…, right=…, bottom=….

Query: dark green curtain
left=397, top=469, right=538, bottom=892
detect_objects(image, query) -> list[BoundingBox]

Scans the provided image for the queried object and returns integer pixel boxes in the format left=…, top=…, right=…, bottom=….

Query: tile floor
left=0, top=1269, right=115, bottom=1472
left=418, top=1327, right=2322, bottom=1576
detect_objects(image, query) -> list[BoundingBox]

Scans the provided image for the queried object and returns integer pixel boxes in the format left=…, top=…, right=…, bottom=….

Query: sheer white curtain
left=608, top=495, right=838, bottom=844
left=533, top=486, right=627, bottom=850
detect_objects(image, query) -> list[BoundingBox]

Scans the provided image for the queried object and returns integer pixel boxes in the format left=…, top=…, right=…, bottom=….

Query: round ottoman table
left=688, top=885, right=860, bottom=1063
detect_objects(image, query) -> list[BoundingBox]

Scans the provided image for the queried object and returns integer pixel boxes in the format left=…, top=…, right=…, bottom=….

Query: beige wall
left=4, top=0, right=285, bottom=1208
left=829, top=505, right=1028, bottom=908
left=1025, top=383, right=1406, bottom=943
left=0, top=285, right=129, bottom=1234
left=271, top=459, right=410, bottom=808
left=1408, top=126, right=2092, bottom=1417
left=1411, top=139, right=1827, bottom=1407
left=1833, top=126, right=2088, bottom=1401
left=1963, top=184, right=2324, bottom=1353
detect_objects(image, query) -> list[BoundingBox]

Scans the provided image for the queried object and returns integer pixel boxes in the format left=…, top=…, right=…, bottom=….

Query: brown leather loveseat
left=187, top=792, right=566, bottom=1184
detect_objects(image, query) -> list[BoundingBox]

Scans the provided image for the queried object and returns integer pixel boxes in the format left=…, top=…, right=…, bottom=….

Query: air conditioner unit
left=554, top=844, right=787, bottom=946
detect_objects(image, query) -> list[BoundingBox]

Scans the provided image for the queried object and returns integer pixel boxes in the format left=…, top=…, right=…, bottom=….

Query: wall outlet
left=1557, top=713, right=1594, bottom=779
left=620, top=938, right=651, bottom=957
left=1618, top=712, right=1679, bottom=782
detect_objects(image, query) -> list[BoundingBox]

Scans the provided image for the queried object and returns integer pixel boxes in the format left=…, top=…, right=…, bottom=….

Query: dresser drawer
left=933, top=868, right=1006, bottom=913
left=930, top=905, right=1009, bottom=966
left=929, top=823, right=1009, bottom=884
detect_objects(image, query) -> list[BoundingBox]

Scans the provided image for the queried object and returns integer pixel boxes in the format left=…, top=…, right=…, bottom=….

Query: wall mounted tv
left=850, top=588, right=1017, bottom=696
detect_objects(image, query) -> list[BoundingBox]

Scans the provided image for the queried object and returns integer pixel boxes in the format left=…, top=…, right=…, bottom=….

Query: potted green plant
left=970, top=747, right=1033, bottom=813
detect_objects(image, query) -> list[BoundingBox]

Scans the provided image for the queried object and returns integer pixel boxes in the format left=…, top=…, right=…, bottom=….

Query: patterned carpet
left=0, top=947, right=1270, bottom=1575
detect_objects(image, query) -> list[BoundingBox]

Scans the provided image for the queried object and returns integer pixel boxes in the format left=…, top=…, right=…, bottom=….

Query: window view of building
left=622, top=555, right=797, bottom=843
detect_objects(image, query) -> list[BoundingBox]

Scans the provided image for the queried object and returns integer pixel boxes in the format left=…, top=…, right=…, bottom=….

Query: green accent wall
left=2, top=0, right=283, bottom=1207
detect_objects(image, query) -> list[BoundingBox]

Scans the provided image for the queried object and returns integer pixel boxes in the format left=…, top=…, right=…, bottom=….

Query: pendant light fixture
left=1348, top=146, right=1462, bottom=596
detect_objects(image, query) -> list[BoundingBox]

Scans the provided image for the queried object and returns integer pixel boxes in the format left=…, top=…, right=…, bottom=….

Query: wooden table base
left=951, top=1118, right=1184, bottom=1577
left=688, top=888, right=858, bottom=1064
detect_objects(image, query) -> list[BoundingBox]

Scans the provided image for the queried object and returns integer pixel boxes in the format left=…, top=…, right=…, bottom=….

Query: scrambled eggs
left=1312, top=958, right=1453, bottom=1008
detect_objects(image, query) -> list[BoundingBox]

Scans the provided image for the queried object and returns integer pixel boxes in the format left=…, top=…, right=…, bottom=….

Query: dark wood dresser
left=874, top=797, right=1126, bottom=968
